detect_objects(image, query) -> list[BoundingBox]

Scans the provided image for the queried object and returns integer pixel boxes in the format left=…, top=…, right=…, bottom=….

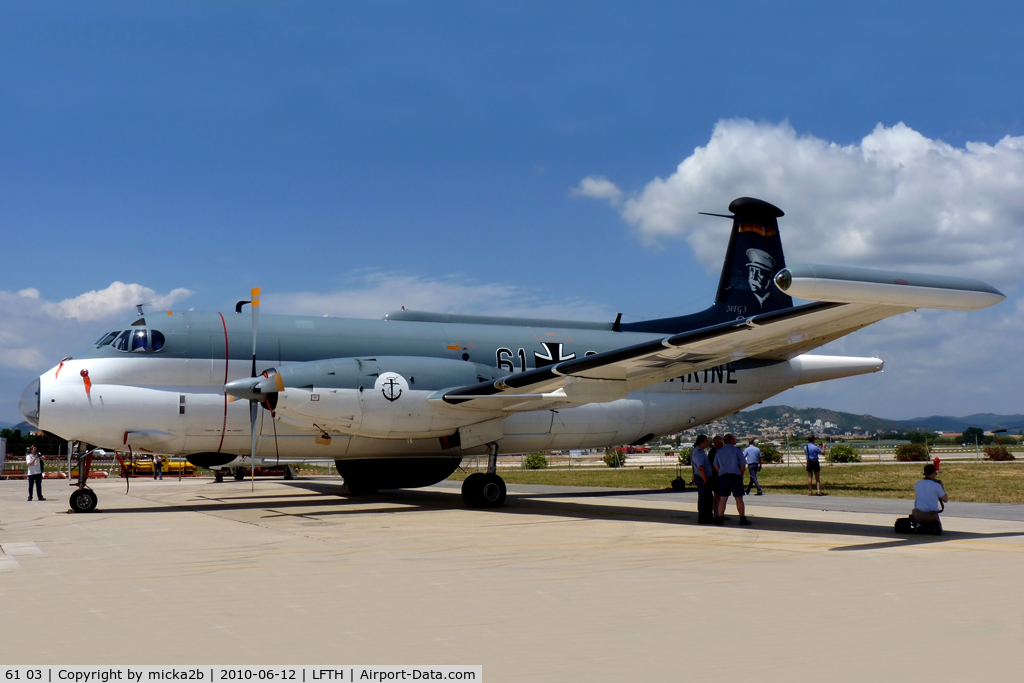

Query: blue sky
left=2, top=2, right=1023, bottom=424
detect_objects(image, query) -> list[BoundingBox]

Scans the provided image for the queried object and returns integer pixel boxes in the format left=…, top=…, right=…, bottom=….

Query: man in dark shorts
left=713, top=433, right=751, bottom=526
left=805, top=435, right=824, bottom=496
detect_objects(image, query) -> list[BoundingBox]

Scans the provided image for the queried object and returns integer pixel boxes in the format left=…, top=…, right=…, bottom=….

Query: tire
left=461, top=473, right=486, bottom=507
left=284, top=466, right=296, bottom=480
left=214, top=471, right=224, bottom=483
left=462, top=473, right=506, bottom=508
left=69, top=488, right=97, bottom=513
left=479, top=473, right=507, bottom=508
left=233, top=468, right=245, bottom=481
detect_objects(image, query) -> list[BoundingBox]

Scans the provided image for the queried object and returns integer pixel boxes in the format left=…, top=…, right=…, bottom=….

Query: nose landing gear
left=68, top=448, right=105, bottom=513
left=461, top=442, right=507, bottom=508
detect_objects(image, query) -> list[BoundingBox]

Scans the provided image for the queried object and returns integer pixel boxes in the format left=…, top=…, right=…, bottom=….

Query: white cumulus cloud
left=41, top=282, right=193, bottom=322
left=584, top=119, right=1024, bottom=290
left=0, top=283, right=194, bottom=372
left=571, top=175, right=624, bottom=204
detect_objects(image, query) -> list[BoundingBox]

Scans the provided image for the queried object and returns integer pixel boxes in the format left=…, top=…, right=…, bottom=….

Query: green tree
left=963, top=427, right=984, bottom=444
left=894, top=443, right=930, bottom=461
left=826, top=444, right=862, bottom=463
left=603, top=448, right=627, bottom=468
left=759, top=443, right=783, bottom=463
left=522, top=453, right=548, bottom=470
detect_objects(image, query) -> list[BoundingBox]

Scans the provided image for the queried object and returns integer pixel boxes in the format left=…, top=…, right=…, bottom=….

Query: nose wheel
left=69, top=487, right=98, bottom=513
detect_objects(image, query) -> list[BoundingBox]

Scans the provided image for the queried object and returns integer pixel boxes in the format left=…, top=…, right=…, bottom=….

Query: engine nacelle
left=264, top=356, right=504, bottom=439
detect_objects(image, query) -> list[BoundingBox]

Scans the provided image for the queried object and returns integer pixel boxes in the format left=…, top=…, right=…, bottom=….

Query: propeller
left=249, top=287, right=260, bottom=492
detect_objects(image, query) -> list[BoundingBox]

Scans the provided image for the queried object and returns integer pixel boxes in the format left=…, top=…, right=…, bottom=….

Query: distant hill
left=898, top=414, right=1024, bottom=433
left=0, top=421, right=38, bottom=433
left=732, top=405, right=908, bottom=433
left=730, top=406, right=1024, bottom=435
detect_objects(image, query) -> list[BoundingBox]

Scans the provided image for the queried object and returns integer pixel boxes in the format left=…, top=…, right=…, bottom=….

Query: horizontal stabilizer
left=774, top=265, right=1004, bottom=311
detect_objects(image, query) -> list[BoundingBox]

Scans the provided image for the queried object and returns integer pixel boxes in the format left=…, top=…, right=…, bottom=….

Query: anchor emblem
left=381, top=376, right=403, bottom=402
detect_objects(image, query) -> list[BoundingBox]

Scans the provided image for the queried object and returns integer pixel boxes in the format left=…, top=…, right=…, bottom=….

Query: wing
left=435, top=265, right=1004, bottom=412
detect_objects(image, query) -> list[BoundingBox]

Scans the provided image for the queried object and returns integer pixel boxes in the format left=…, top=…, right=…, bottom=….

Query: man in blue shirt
left=804, top=435, right=824, bottom=496
left=689, top=435, right=714, bottom=524
left=743, top=438, right=763, bottom=495
left=912, top=464, right=948, bottom=525
left=714, top=433, right=751, bottom=526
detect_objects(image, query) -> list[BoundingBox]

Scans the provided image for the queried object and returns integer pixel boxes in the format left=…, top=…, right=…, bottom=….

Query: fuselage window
left=113, top=330, right=132, bottom=351
left=150, top=330, right=166, bottom=351
left=131, top=329, right=148, bottom=352
left=96, top=331, right=121, bottom=347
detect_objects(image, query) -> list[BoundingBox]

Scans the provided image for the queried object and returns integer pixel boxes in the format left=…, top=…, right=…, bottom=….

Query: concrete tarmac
left=2, top=477, right=1023, bottom=682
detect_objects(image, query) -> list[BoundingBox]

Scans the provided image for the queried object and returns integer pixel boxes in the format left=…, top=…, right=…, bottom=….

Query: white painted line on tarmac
left=0, top=556, right=21, bottom=571
left=1, top=541, right=43, bottom=556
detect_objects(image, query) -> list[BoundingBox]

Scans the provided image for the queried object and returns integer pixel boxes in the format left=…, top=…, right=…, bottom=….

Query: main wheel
left=214, top=471, right=224, bottom=483
left=233, top=468, right=245, bottom=481
left=462, top=473, right=506, bottom=508
left=479, top=473, right=507, bottom=508
left=69, top=488, right=98, bottom=513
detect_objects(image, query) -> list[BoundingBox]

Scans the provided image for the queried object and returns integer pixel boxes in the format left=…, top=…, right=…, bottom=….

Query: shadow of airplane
left=95, top=479, right=1024, bottom=551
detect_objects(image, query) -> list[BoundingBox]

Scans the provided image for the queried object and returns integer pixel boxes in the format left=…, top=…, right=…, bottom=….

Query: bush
left=984, top=445, right=1016, bottom=461
left=522, top=452, right=548, bottom=469
left=826, top=444, right=862, bottom=463
left=677, top=447, right=692, bottom=466
left=603, top=448, right=627, bottom=468
left=894, top=443, right=930, bottom=461
left=759, top=443, right=783, bottom=464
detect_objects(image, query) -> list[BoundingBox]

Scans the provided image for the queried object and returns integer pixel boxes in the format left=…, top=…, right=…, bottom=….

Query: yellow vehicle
left=120, top=456, right=196, bottom=476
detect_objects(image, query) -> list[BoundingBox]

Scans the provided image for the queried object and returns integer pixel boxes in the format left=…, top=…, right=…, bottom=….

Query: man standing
left=714, top=433, right=751, bottom=526
left=911, top=464, right=948, bottom=525
left=805, top=435, right=824, bottom=496
left=690, top=435, right=714, bottom=524
left=26, top=445, right=45, bottom=501
left=708, top=435, right=724, bottom=517
left=154, top=455, right=164, bottom=480
left=744, top=438, right=764, bottom=495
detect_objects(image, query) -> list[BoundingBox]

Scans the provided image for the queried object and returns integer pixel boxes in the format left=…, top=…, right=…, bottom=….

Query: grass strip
left=450, top=462, right=1024, bottom=504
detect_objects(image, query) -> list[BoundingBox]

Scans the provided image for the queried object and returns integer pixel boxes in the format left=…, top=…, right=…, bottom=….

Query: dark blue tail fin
left=620, top=197, right=793, bottom=334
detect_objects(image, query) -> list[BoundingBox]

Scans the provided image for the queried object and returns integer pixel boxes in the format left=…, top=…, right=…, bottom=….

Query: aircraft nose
left=19, top=378, right=41, bottom=428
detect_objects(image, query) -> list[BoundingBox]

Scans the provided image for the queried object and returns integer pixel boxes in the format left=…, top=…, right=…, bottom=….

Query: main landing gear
left=461, top=442, right=507, bottom=508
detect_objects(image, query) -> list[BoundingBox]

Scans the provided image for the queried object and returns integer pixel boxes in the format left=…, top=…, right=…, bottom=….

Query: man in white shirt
left=26, top=445, right=45, bottom=501
left=912, top=464, right=948, bottom=525
left=743, top=438, right=763, bottom=495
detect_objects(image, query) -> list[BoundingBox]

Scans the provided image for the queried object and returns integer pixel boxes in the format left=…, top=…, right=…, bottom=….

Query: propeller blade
left=250, top=399, right=258, bottom=492
left=250, top=286, right=261, bottom=379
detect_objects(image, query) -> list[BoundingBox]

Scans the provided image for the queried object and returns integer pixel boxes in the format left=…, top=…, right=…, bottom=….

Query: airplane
left=17, top=197, right=1005, bottom=513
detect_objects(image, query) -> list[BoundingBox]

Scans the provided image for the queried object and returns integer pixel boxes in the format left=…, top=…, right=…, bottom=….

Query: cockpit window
left=130, top=329, right=148, bottom=352
left=113, top=330, right=131, bottom=351
left=96, top=331, right=121, bottom=347
left=108, top=328, right=165, bottom=353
